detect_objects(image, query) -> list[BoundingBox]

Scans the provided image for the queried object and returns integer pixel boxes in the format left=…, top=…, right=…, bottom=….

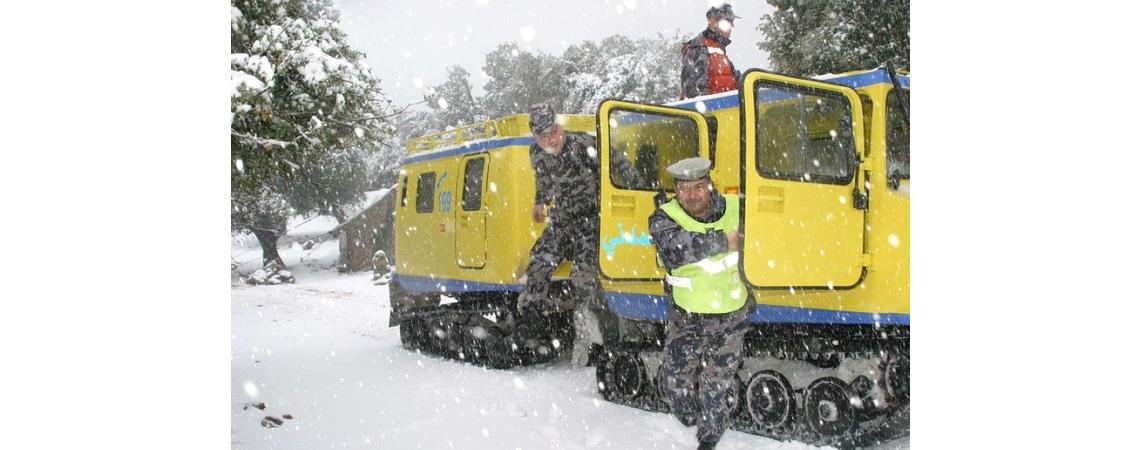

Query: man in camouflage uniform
left=681, top=3, right=742, bottom=99
left=517, top=104, right=642, bottom=360
left=649, top=157, right=749, bottom=450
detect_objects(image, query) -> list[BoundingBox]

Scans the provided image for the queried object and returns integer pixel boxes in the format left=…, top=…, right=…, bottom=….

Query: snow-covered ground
left=231, top=219, right=908, bottom=449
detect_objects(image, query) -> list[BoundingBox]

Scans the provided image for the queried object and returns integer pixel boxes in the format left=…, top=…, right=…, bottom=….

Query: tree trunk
left=251, top=228, right=286, bottom=268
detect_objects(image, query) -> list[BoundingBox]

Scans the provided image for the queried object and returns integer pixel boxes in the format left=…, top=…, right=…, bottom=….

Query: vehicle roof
left=666, top=68, right=910, bottom=112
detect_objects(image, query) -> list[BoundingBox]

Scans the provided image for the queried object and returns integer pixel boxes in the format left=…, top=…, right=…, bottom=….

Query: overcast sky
left=332, top=0, right=775, bottom=107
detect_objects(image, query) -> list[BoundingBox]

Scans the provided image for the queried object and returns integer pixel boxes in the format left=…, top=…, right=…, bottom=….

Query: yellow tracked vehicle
left=388, top=67, right=910, bottom=447
left=389, top=114, right=596, bottom=368
left=591, top=67, right=909, bottom=447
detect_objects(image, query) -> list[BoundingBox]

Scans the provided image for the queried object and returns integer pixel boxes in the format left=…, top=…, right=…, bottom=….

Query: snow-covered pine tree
left=424, top=66, right=484, bottom=129
left=403, top=33, right=683, bottom=142
left=231, top=0, right=397, bottom=267
left=562, top=33, right=684, bottom=114
left=757, top=0, right=909, bottom=76
left=480, top=43, right=569, bottom=118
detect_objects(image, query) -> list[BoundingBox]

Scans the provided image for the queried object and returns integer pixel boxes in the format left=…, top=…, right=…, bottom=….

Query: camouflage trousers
left=660, top=303, right=749, bottom=443
left=518, top=219, right=602, bottom=313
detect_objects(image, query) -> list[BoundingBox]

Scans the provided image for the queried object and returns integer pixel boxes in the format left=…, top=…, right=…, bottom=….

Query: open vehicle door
left=739, top=70, right=868, bottom=289
left=597, top=101, right=711, bottom=281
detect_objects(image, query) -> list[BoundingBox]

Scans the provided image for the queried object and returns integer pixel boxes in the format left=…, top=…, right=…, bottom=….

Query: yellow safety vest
left=659, top=195, right=747, bottom=314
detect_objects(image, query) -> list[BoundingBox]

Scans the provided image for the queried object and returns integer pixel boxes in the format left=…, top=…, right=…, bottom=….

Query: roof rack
left=405, top=119, right=499, bottom=155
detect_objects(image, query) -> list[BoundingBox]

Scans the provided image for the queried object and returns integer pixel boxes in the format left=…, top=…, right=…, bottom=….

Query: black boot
left=696, top=440, right=718, bottom=450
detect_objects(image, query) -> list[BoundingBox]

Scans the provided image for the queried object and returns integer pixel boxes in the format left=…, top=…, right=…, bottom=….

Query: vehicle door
left=739, top=70, right=868, bottom=289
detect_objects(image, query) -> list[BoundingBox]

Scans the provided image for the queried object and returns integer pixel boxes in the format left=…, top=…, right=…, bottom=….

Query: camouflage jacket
left=530, top=131, right=641, bottom=223
left=648, top=190, right=731, bottom=272
left=681, top=28, right=740, bottom=99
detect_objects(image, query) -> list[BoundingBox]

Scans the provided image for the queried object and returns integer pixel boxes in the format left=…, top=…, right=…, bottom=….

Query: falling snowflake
left=519, top=26, right=536, bottom=42
left=243, top=380, right=259, bottom=399
left=717, top=19, right=733, bottom=33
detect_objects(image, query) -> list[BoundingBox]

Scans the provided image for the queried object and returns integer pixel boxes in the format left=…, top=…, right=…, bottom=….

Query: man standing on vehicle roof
left=649, top=157, right=749, bottom=450
left=516, top=103, right=642, bottom=366
left=681, top=2, right=742, bottom=99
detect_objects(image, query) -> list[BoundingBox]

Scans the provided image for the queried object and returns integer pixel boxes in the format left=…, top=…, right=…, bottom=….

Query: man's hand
left=532, top=204, right=546, bottom=223
left=727, top=228, right=741, bottom=251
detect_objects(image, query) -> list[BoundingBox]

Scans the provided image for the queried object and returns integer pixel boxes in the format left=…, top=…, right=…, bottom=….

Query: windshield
left=887, top=88, right=910, bottom=182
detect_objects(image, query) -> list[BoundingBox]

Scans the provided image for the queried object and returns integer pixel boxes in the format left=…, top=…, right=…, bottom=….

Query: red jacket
left=703, top=37, right=737, bottom=94
left=681, top=29, right=740, bottom=98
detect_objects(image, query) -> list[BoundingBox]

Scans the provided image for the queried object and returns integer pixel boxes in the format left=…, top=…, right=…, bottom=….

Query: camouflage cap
left=529, top=103, right=557, bottom=135
left=666, top=157, right=712, bottom=181
left=706, top=3, right=741, bottom=20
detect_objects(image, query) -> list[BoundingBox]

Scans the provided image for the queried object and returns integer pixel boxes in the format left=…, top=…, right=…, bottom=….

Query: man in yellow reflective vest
left=648, top=157, right=749, bottom=450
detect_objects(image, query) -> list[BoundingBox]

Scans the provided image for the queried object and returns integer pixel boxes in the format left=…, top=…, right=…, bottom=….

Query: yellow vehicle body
left=596, top=68, right=909, bottom=326
left=390, top=68, right=910, bottom=444
left=393, top=114, right=595, bottom=295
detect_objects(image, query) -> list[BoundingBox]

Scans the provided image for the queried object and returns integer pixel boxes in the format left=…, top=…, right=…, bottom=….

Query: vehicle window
left=887, top=89, right=910, bottom=183
left=461, top=158, right=485, bottom=211
left=607, top=109, right=701, bottom=191
left=754, top=81, right=855, bottom=185
left=415, top=172, right=435, bottom=213
left=399, top=174, right=408, bottom=207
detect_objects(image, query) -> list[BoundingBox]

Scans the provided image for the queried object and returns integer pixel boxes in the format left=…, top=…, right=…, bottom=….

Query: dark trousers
left=660, top=304, right=748, bottom=443
left=520, top=219, right=602, bottom=311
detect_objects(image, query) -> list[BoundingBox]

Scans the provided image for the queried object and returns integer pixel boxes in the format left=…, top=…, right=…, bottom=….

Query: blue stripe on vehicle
left=400, top=72, right=910, bottom=166
left=666, top=94, right=741, bottom=113
left=827, top=70, right=910, bottom=89
left=395, top=274, right=908, bottom=326
left=393, top=273, right=525, bottom=293
left=604, top=291, right=910, bottom=325
left=667, top=70, right=911, bottom=113
left=401, top=137, right=536, bottom=165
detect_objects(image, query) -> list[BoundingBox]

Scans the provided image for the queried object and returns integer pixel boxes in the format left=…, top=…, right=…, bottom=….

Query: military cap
left=529, top=103, right=557, bottom=135
left=666, top=157, right=712, bottom=181
left=706, top=3, right=741, bottom=20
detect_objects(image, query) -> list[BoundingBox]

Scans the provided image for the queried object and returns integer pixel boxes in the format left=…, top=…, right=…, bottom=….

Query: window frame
left=753, top=80, right=857, bottom=186
left=415, top=172, right=436, bottom=214
left=460, top=157, right=486, bottom=212
left=886, top=87, right=910, bottom=183
left=399, top=174, right=409, bottom=208
left=606, top=107, right=704, bottom=193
